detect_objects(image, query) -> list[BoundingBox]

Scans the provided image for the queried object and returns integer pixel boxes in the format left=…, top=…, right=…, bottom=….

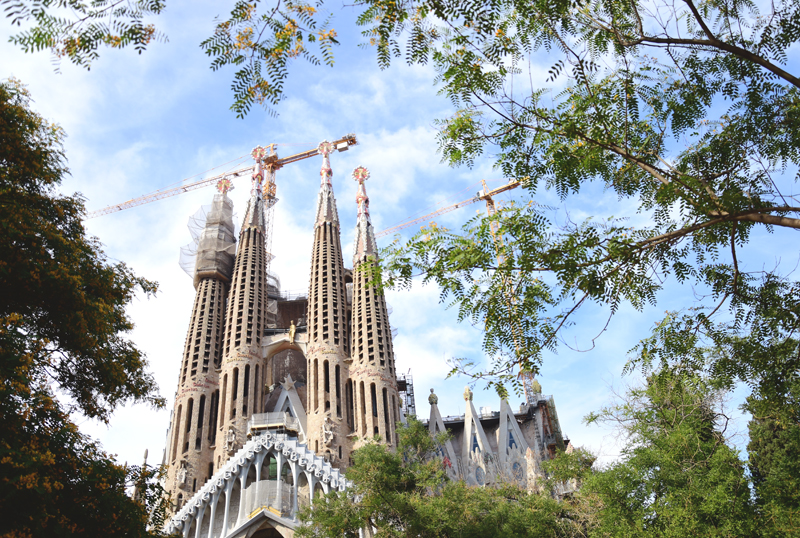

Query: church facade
left=163, top=142, right=568, bottom=538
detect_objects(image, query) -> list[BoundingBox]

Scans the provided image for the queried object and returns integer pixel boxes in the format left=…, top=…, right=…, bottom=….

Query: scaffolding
left=396, top=371, right=417, bottom=418
left=179, top=194, right=237, bottom=287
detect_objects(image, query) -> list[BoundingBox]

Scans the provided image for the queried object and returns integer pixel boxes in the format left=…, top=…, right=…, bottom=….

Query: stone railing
left=247, top=412, right=299, bottom=433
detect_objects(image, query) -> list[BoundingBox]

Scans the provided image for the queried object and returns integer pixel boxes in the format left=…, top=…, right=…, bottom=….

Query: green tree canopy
left=584, top=367, right=757, bottom=537
left=297, top=418, right=578, bottom=538
left=0, top=78, right=169, bottom=537
left=299, top=367, right=790, bottom=537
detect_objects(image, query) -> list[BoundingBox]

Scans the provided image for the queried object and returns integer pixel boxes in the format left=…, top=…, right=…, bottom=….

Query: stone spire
left=352, top=166, right=378, bottom=263
left=349, top=166, right=400, bottom=449
left=165, top=186, right=234, bottom=513
left=314, top=140, right=340, bottom=228
left=306, top=141, right=352, bottom=467
left=213, top=147, right=271, bottom=471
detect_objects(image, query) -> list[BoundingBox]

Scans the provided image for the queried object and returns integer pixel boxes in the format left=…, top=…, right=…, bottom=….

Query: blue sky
left=3, top=2, right=778, bottom=467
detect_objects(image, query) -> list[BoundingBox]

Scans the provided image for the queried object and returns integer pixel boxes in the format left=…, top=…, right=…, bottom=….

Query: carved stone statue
left=463, top=386, right=473, bottom=401
left=428, top=388, right=438, bottom=405
left=177, top=460, right=187, bottom=484
left=289, top=320, right=296, bottom=344
left=176, top=459, right=189, bottom=490
left=225, top=425, right=237, bottom=455
left=322, top=413, right=334, bottom=447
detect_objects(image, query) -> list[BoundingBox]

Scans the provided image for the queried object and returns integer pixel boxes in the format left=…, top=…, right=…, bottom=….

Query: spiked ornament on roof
left=216, top=178, right=234, bottom=194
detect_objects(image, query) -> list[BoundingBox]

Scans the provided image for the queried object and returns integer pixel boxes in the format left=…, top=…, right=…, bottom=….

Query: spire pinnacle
left=352, top=166, right=378, bottom=263
left=242, top=146, right=266, bottom=231
left=216, top=178, right=234, bottom=194
left=314, top=140, right=340, bottom=228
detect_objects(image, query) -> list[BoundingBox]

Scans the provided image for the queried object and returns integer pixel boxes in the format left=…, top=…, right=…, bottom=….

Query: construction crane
left=374, top=178, right=523, bottom=239
left=478, top=183, right=537, bottom=406
left=85, top=134, right=358, bottom=219
left=373, top=176, right=538, bottom=404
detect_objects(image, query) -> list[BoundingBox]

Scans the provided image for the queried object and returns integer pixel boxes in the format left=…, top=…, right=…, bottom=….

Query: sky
left=2, top=1, right=781, bottom=468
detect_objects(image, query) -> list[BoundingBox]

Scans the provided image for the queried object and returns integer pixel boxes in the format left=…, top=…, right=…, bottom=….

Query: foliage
left=583, top=367, right=758, bottom=537
left=0, top=78, right=168, bottom=536
left=297, top=417, right=577, bottom=538
left=200, top=0, right=339, bottom=118
left=364, top=0, right=800, bottom=398
left=2, top=0, right=166, bottom=70
left=746, top=360, right=800, bottom=537
left=299, top=371, right=778, bottom=537
left=0, top=360, right=172, bottom=537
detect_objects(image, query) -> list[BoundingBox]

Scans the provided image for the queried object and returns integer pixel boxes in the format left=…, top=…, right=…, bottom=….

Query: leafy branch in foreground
left=363, top=0, right=800, bottom=401
left=3, top=0, right=167, bottom=69
left=200, top=0, right=339, bottom=117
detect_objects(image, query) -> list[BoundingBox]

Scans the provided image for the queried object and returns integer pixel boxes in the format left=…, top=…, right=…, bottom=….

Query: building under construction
left=160, top=139, right=569, bottom=538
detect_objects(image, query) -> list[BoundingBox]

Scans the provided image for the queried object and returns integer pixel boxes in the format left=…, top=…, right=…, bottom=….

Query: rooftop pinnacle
left=314, top=140, right=340, bottom=228
left=352, top=166, right=378, bottom=263
left=242, top=146, right=267, bottom=232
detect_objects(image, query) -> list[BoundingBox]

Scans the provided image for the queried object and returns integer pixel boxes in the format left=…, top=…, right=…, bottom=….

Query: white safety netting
left=179, top=195, right=237, bottom=284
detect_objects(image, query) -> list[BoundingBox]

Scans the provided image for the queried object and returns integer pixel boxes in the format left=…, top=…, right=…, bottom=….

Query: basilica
left=163, top=141, right=568, bottom=538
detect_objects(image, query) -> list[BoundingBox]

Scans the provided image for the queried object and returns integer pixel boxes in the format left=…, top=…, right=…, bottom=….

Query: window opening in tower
left=335, top=365, right=342, bottom=417
left=172, top=405, right=182, bottom=462
left=196, top=395, right=206, bottom=450
left=243, top=365, right=250, bottom=416
left=382, top=388, right=390, bottom=440
left=183, top=398, right=194, bottom=453
left=231, top=368, right=238, bottom=419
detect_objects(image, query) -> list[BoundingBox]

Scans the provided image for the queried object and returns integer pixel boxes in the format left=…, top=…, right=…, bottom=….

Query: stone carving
left=463, top=386, right=473, bottom=401
left=178, top=461, right=187, bottom=482
left=475, top=466, right=485, bottom=486
left=225, top=425, right=237, bottom=455
left=281, top=374, right=296, bottom=392
left=428, top=388, right=438, bottom=405
left=289, top=320, right=296, bottom=344
left=322, top=413, right=334, bottom=447
left=177, top=460, right=189, bottom=490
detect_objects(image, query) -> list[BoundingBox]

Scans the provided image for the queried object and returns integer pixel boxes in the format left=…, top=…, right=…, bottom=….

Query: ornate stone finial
left=216, top=178, right=234, bottom=194
left=352, top=166, right=370, bottom=184
left=428, top=388, right=438, bottom=405
left=318, top=140, right=335, bottom=186
left=251, top=146, right=267, bottom=162
left=251, top=146, right=267, bottom=190
left=353, top=166, right=371, bottom=218
left=463, top=386, right=473, bottom=401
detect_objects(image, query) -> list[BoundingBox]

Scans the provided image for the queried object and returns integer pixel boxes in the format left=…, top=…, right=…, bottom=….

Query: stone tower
left=348, top=166, right=401, bottom=448
left=165, top=192, right=235, bottom=508
left=213, top=171, right=270, bottom=470
left=305, top=141, right=352, bottom=465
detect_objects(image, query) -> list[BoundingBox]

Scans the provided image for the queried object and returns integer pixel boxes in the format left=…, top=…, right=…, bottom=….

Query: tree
left=745, top=351, right=800, bottom=537
left=583, top=367, right=757, bottom=537
left=0, top=78, right=170, bottom=536
left=296, top=417, right=579, bottom=538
